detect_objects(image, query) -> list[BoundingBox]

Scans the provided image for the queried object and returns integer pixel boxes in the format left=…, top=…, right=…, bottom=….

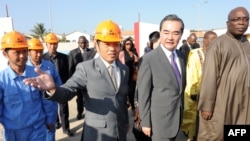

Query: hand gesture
left=23, top=67, right=56, bottom=91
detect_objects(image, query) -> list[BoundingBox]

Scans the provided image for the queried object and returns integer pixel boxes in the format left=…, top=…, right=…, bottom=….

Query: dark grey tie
left=109, top=65, right=117, bottom=90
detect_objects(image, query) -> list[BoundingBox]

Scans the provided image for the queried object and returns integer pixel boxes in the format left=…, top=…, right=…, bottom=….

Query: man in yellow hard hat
left=27, top=38, right=62, bottom=141
left=42, top=33, right=74, bottom=136
left=0, top=31, right=53, bottom=140
left=24, top=20, right=130, bottom=141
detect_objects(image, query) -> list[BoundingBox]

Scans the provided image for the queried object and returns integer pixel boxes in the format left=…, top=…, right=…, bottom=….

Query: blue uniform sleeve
left=0, top=84, right=3, bottom=123
left=41, top=95, right=58, bottom=124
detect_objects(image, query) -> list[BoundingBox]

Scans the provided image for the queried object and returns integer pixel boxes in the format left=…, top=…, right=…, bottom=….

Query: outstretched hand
left=23, top=67, right=56, bottom=91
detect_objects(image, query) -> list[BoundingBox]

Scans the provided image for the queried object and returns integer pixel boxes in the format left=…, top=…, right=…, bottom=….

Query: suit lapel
left=116, top=61, right=125, bottom=92
left=156, top=47, right=180, bottom=89
left=95, top=58, right=117, bottom=93
left=176, top=50, right=185, bottom=91
left=76, top=48, right=84, bottom=61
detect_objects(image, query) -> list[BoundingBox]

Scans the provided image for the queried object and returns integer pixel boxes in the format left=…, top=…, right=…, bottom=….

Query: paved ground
left=0, top=96, right=187, bottom=141
left=54, top=97, right=138, bottom=141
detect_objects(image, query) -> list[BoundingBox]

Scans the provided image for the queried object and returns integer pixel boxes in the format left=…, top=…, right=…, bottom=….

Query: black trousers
left=128, top=80, right=137, bottom=109
left=57, top=102, right=70, bottom=132
left=76, top=91, right=84, bottom=115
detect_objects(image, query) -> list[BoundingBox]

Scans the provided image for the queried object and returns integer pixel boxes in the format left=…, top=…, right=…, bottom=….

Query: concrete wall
left=0, top=17, right=14, bottom=71
left=0, top=17, right=14, bottom=44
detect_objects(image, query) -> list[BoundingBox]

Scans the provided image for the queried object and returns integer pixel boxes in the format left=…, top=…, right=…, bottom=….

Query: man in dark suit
left=84, top=38, right=99, bottom=60
left=179, top=33, right=199, bottom=62
left=43, top=33, right=74, bottom=137
left=24, top=20, right=130, bottom=141
left=137, top=14, right=186, bottom=141
left=68, top=36, right=91, bottom=120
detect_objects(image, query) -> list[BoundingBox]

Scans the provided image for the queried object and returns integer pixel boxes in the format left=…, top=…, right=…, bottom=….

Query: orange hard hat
left=94, top=20, right=122, bottom=42
left=45, top=33, right=58, bottom=43
left=28, top=38, right=44, bottom=50
left=1, top=31, right=28, bottom=49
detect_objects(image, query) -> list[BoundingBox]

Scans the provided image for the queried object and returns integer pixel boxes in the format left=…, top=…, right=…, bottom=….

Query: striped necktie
left=109, top=64, right=117, bottom=90
left=170, top=52, right=181, bottom=88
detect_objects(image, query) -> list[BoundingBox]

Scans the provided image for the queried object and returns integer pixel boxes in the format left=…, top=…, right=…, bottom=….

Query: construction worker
left=24, top=20, right=130, bottom=141
left=27, top=38, right=62, bottom=141
left=0, top=31, right=54, bottom=140
left=42, top=33, right=73, bottom=136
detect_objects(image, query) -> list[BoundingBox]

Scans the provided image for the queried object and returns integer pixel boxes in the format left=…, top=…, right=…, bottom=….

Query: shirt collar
left=187, top=42, right=192, bottom=48
left=79, top=47, right=86, bottom=53
left=8, top=65, right=27, bottom=79
left=99, top=56, right=116, bottom=68
left=49, top=52, right=57, bottom=58
left=160, top=44, right=177, bottom=58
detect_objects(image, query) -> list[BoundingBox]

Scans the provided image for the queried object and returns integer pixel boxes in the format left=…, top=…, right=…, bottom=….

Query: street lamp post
left=48, top=0, right=53, bottom=32
left=197, top=0, right=208, bottom=36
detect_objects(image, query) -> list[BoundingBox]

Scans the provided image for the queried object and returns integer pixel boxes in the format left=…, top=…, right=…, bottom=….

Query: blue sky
left=0, top=0, right=249, bottom=35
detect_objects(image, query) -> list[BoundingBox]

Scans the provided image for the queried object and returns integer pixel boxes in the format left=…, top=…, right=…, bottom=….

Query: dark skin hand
left=46, top=123, right=54, bottom=131
left=201, top=110, right=213, bottom=120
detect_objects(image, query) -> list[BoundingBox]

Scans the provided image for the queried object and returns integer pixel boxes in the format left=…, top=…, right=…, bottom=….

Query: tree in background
left=59, top=34, right=68, bottom=42
left=30, top=23, right=47, bottom=41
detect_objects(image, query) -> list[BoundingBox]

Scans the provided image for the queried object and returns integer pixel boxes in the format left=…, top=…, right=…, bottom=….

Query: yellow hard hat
left=28, top=38, right=44, bottom=50
left=45, top=33, right=58, bottom=43
left=1, top=31, right=28, bottom=49
left=94, top=20, right=122, bottom=42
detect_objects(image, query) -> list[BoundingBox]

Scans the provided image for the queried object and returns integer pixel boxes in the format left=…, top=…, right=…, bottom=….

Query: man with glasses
left=198, top=7, right=250, bottom=141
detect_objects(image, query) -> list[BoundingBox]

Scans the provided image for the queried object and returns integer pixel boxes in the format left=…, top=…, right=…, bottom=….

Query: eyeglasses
left=125, top=43, right=131, bottom=45
left=229, top=17, right=249, bottom=22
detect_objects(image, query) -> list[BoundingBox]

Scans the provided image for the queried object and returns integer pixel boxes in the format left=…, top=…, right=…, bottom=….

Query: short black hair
left=159, top=14, right=184, bottom=33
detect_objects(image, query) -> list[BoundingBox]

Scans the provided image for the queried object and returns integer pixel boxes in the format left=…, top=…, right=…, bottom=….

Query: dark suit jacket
left=43, top=52, right=69, bottom=83
left=68, top=47, right=91, bottom=76
left=84, top=48, right=97, bottom=61
left=137, top=46, right=186, bottom=141
left=47, top=57, right=129, bottom=141
left=179, top=43, right=199, bottom=63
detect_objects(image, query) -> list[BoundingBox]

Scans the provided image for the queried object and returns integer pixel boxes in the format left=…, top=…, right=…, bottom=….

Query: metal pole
left=48, top=0, right=53, bottom=32
left=197, top=0, right=208, bottom=37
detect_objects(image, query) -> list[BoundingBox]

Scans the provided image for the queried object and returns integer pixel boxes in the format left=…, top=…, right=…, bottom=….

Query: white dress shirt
left=160, top=45, right=182, bottom=75
left=100, top=57, right=121, bottom=89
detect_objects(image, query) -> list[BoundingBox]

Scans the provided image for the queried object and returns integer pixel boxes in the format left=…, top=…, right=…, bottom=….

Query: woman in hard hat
left=0, top=31, right=54, bottom=141
left=27, top=38, right=62, bottom=141
left=24, top=20, right=130, bottom=141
